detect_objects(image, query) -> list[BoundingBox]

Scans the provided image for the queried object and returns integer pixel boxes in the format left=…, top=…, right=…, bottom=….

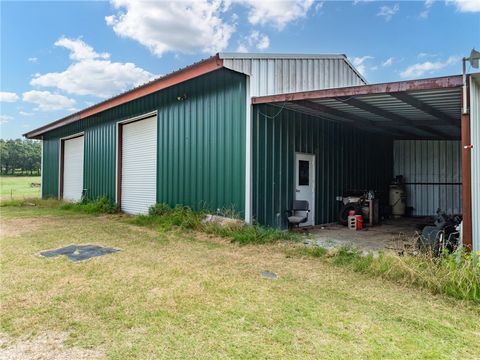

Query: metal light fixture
left=462, top=48, right=480, bottom=114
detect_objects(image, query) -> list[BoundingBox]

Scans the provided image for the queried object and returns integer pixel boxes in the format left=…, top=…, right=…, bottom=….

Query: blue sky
left=1, top=0, right=479, bottom=139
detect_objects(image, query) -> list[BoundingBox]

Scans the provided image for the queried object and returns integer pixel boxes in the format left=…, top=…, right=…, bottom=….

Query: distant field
left=0, top=176, right=41, bottom=200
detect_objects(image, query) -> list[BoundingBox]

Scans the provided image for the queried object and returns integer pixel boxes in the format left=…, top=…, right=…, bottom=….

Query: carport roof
left=252, top=75, right=464, bottom=139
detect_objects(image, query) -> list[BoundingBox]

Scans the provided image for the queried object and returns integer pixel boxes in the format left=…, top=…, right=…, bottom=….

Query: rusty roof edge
left=24, top=54, right=223, bottom=139
left=251, top=74, right=465, bottom=105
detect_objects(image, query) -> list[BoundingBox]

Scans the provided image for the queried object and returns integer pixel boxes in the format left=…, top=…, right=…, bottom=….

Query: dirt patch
left=0, top=217, right=58, bottom=237
left=0, top=332, right=104, bottom=360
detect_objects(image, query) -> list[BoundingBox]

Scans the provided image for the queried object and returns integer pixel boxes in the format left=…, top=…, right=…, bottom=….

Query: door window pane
left=299, top=160, right=309, bottom=186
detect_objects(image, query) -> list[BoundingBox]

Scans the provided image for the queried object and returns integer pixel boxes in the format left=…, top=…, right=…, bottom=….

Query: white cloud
left=420, top=0, right=435, bottom=18
left=19, top=111, right=34, bottom=116
left=237, top=30, right=270, bottom=52
left=382, top=57, right=394, bottom=67
left=353, top=0, right=374, bottom=4
left=418, top=52, right=438, bottom=58
left=0, top=115, right=13, bottom=124
left=447, top=0, right=480, bottom=12
left=351, top=56, right=374, bottom=76
left=30, top=37, right=155, bottom=98
left=377, top=3, right=399, bottom=21
left=28, top=57, right=38, bottom=63
left=54, top=37, right=109, bottom=61
left=0, top=91, right=20, bottom=103
left=22, top=90, right=76, bottom=112
left=400, top=56, right=458, bottom=78
left=238, top=0, right=314, bottom=30
left=315, top=1, right=324, bottom=12
left=236, top=44, right=249, bottom=53
left=106, top=0, right=234, bottom=56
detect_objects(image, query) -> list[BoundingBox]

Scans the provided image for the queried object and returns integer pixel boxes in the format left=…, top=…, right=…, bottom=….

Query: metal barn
left=25, top=54, right=479, bottom=252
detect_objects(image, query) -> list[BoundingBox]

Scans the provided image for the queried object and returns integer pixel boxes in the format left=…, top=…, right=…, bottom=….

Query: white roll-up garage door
left=63, top=136, right=84, bottom=202
left=121, top=116, right=157, bottom=214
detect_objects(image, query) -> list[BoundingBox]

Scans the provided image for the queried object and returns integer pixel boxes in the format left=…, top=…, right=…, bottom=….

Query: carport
left=251, top=75, right=475, bottom=250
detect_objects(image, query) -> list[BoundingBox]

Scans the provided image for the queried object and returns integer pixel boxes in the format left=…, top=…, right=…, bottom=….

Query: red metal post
left=59, top=140, right=65, bottom=199
left=117, top=124, right=123, bottom=208
left=461, top=79, right=473, bottom=250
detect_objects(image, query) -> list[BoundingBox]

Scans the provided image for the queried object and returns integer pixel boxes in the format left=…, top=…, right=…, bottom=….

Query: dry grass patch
left=0, top=217, right=58, bottom=237
left=0, top=331, right=104, bottom=360
left=1, top=207, right=480, bottom=359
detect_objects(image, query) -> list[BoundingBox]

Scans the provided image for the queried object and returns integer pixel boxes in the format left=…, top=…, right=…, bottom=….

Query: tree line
left=0, top=139, right=41, bottom=175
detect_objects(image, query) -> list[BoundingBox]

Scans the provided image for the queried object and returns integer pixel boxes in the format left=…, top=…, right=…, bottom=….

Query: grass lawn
left=0, top=176, right=41, bottom=200
left=1, top=205, right=479, bottom=359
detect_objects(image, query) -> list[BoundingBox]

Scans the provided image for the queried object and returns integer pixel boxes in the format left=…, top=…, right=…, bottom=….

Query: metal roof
left=24, top=54, right=223, bottom=139
left=220, top=52, right=367, bottom=87
left=252, top=75, right=466, bottom=140
left=25, top=52, right=366, bottom=139
left=219, top=52, right=348, bottom=60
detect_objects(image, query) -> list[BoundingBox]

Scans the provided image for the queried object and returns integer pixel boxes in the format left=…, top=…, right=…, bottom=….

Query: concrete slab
left=304, top=217, right=430, bottom=254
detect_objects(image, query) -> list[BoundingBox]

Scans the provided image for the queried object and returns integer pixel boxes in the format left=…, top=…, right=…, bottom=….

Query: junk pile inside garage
left=252, top=76, right=469, bottom=255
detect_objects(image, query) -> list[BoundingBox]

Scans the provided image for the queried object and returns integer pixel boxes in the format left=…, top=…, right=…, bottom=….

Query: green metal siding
left=252, top=105, right=393, bottom=228
left=41, top=68, right=246, bottom=214
left=41, top=138, right=60, bottom=198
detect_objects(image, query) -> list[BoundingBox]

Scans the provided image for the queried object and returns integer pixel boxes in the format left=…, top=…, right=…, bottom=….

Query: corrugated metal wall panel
left=41, top=137, right=60, bottom=198
left=470, top=76, right=480, bottom=253
left=83, top=121, right=117, bottom=200
left=222, top=57, right=365, bottom=97
left=41, top=68, right=246, bottom=215
left=252, top=105, right=393, bottom=228
left=393, top=140, right=462, bottom=216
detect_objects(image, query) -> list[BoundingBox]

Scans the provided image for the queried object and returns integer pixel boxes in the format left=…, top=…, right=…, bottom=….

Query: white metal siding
left=121, top=116, right=157, bottom=214
left=63, top=136, right=84, bottom=202
left=394, top=140, right=462, bottom=216
left=221, top=56, right=365, bottom=97
left=470, top=75, right=480, bottom=253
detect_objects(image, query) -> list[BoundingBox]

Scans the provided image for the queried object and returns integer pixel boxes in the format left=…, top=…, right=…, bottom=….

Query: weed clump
left=297, top=245, right=480, bottom=304
left=59, top=197, right=119, bottom=214
left=131, top=203, right=299, bottom=245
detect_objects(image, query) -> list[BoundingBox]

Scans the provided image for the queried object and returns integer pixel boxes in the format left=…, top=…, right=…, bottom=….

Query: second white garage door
left=121, top=116, right=157, bottom=214
left=63, top=136, right=84, bottom=202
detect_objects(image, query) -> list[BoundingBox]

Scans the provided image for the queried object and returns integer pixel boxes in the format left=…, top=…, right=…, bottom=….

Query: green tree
left=0, top=138, right=41, bottom=175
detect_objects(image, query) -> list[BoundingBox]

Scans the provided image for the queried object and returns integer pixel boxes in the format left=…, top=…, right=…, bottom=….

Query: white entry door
left=295, top=153, right=315, bottom=227
left=63, top=136, right=84, bottom=202
left=121, top=116, right=157, bottom=214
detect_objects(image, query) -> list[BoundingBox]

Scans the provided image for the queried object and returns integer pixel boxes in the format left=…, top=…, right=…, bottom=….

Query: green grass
left=0, top=176, right=41, bottom=200
left=129, top=203, right=299, bottom=245
left=289, top=246, right=480, bottom=304
left=1, top=203, right=480, bottom=359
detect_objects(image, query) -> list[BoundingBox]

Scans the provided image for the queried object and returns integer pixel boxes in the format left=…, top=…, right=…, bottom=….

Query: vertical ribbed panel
left=470, top=76, right=480, bottom=253
left=84, top=122, right=117, bottom=200
left=41, top=68, right=246, bottom=215
left=157, top=69, right=246, bottom=214
left=394, top=140, right=462, bottom=216
left=222, top=56, right=365, bottom=97
left=42, top=138, right=59, bottom=198
left=252, top=105, right=393, bottom=228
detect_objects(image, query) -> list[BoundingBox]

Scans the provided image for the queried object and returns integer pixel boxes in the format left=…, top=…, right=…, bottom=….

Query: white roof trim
left=219, top=52, right=368, bottom=85
left=219, top=52, right=347, bottom=60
